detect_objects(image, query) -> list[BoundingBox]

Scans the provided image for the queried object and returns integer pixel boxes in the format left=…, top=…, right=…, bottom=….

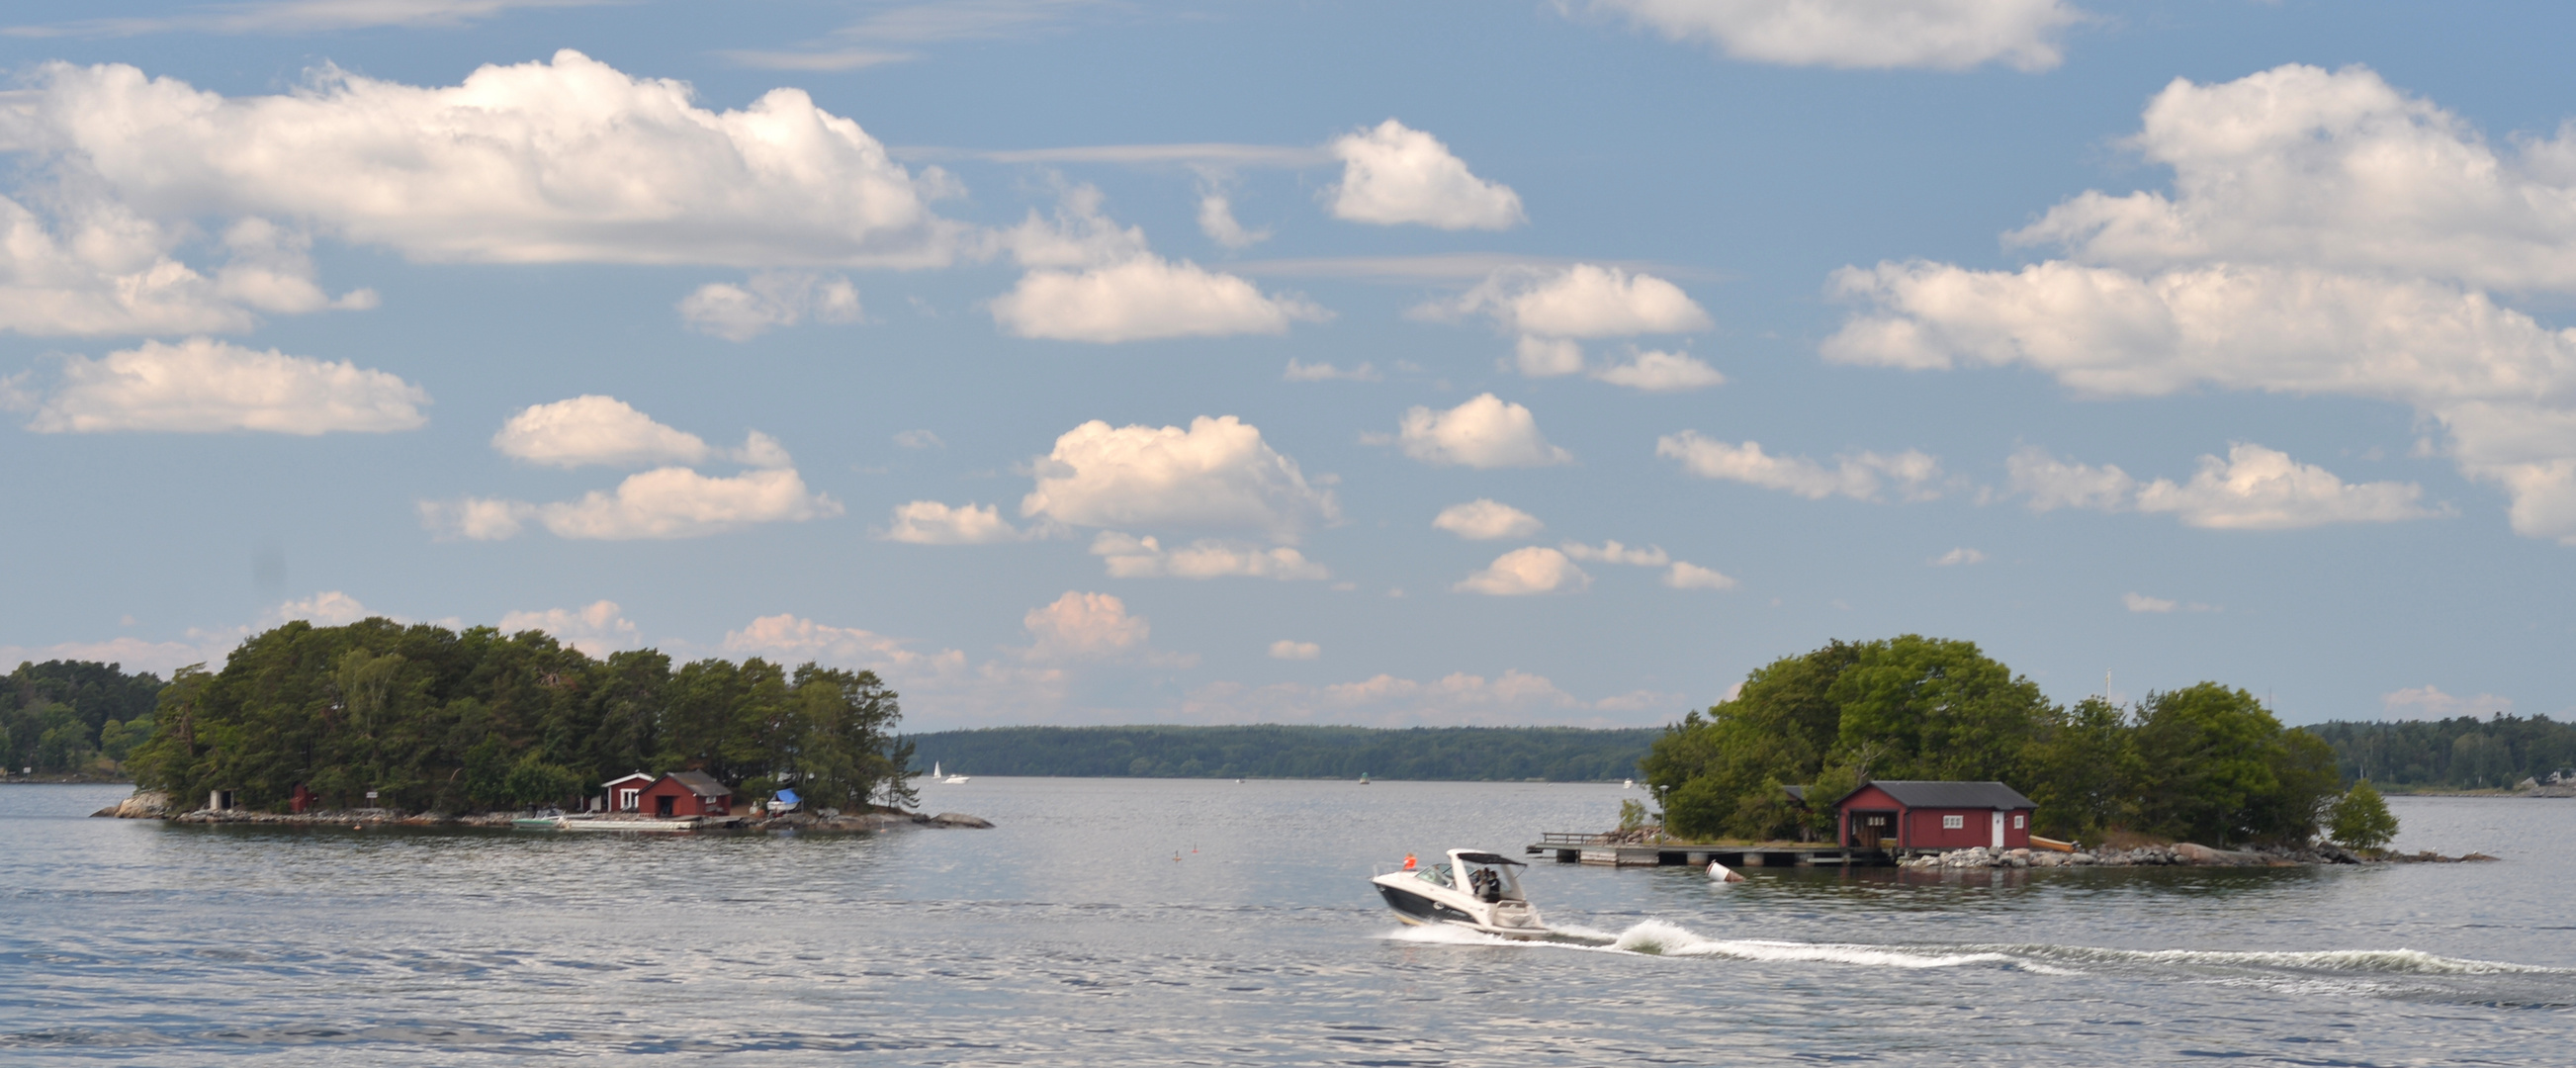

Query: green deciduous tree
left=2327, top=780, right=2400, bottom=851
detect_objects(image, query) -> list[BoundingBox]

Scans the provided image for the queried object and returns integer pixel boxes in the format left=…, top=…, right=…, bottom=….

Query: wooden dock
left=1527, top=832, right=1889, bottom=868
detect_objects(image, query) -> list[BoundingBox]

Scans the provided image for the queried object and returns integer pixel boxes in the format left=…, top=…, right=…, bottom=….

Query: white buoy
left=1708, top=859, right=1744, bottom=883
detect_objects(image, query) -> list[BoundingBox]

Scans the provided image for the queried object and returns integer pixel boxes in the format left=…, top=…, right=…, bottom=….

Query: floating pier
left=1526, top=832, right=1890, bottom=868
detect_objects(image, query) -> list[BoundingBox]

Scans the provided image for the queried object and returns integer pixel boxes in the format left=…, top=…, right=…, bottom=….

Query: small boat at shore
left=1371, top=849, right=1554, bottom=939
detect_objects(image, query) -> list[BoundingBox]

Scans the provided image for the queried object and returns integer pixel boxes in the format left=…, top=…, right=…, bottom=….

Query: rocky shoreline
left=1905, top=842, right=2497, bottom=870
left=90, top=791, right=993, bottom=832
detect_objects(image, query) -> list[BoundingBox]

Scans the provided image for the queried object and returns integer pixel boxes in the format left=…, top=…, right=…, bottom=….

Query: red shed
left=602, top=771, right=656, bottom=813
left=637, top=770, right=733, bottom=818
left=1834, top=780, right=2036, bottom=851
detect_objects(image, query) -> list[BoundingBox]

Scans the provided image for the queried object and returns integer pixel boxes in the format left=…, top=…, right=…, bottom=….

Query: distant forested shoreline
left=2309, top=716, right=2576, bottom=790
left=905, top=725, right=1656, bottom=782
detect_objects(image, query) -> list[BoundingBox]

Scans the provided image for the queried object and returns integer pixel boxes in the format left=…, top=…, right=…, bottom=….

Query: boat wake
left=1378, top=920, right=2574, bottom=1000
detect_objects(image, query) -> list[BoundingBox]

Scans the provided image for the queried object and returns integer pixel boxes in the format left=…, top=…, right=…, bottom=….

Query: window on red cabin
left=2013, top=814, right=2025, bottom=829
left=1941, top=815, right=1964, bottom=830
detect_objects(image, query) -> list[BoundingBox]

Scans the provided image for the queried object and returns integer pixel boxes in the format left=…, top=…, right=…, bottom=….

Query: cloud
left=721, top=612, right=964, bottom=676
left=2123, top=591, right=2215, bottom=613
left=988, top=185, right=1324, bottom=342
left=1433, top=263, right=1711, bottom=338
left=2007, top=444, right=2440, bottom=529
left=2381, top=684, right=2514, bottom=722
left=1396, top=394, right=1572, bottom=468
left=1931, top=547, right=1987, bottom=566
left=271, top=590, right=376, bottom=626
left=491, top=396, right=709, bottom=469
left=0, top=199, right=378, bottom=337
left=1591, top=348, right=1726, bottom=392
left=530, top=466, right=841, bottom=540
left=24, top=337, right=427, bottom=434
left=0, top=589, right=384, bottom=676
left=497, top=599, right=641, bottom=656
left=1268, top=640, right=1321, bottom=661
left=1456, top=546, right=1590, bottom=595
left=893, top=429, right=944, bottom=449
left=1090, top=532, right=1329, bottom=580
left=882, top=500, right=1029, bottom=544
left=1180, top=669, right=1679, bottom=728
left=427, top=462, right=841, bottom=541
left=677, top=271, right=862, bottom=341
left=992, top=256, right=1326, bottom=342
left=1514, top=336, right=1587, bottom=378
left=717, top=0, right=1112, bottom=72
left=1327, top=119, right=1524, bottom=230
left=1583, top=0, right=2083, bottom=72
left=1663, top=561, right=1737, bottom=589
left=1197, top=189, right=1271, bottom=249
left=1657, top=432, right=1943, bottom=501
left=18, top=50, right=959, bottom=267
left=1021, top=415, right=1337, bottom=538
left=2010, top=64, right=2576, bottom=293
left=1561, top=540, right=1669, bottom=567
left=1433, top=499, right=1544, bottom=540
left=1822, top=65, right=2576, bottom=544
left=1283, top=359, right=1381, bottom=383
left=6, top=1, right=604, bottom=38
left=1022, top=590, right=1153, bottom=661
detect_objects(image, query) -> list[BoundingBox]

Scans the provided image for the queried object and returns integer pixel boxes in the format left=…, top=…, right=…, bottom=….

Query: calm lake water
left=3, top=779, right=2571, bottom=1065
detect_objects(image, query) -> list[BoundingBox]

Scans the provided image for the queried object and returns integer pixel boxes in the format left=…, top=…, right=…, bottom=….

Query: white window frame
left=619, top=788, right=641, bottom=812
left=2013, top=814, right=2025, bottom=829
left=1941, top=814, right=1964, bottom=830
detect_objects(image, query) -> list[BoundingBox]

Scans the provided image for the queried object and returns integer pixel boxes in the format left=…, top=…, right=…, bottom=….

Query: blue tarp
left=774, top=789, right=800, bottom=806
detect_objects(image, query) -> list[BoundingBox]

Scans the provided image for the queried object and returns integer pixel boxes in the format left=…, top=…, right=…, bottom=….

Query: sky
left=5, top=0, right=2574, bottom=731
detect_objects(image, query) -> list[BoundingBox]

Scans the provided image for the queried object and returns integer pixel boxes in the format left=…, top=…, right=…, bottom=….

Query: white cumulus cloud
left=1663, top=561, right=1737, bottom=589
left=1456, top=546, right=1590, bottom=595
left=989, top=185, right=1323, bottom=342
left=497, top=599, right=641, bottom=656
left=24, top=337, right=427, bottom=434
left=882, top=500, right=1029, bottom=545
left=1824, top=64, right=2576, bottom=544
left=531, top=466, right=841, bottom=540
left=677, top=271, right=861, bottom=341
left=1283, top=359, right=1381, bottom=383
left=1022, top=415, right=1337, bottom=538
left=1090, top=532, right=1329, bottom=580
left=1591, top=349, right=1726, bottom=392
left=1197, top=189, right=1271, bottom=249
left=1022, top=590, right=1154, bottom=661
left=1396, top=394, right=1571, bottom=469
left=16, top=50, right=959, bottom=267
left=1584, top=0, right=2084, bottom=72
left=1433, top=499, right=1544, bottom=540
left=722, top=612, right=964, bottom=675
left=491, top=395, right=709, bottom=469
left=1268, top=640, right=1321, bottom=661
left=1657, top=432, right=1943, bottom=501
left=2381, top=684, right=2513, bottom=722
left=2007, top=444, right=2440, bottom=529
left=2123, top=591, right=2215, bottom=614
left=0, top=197, right=376, bottom=337
left=1327, top=119, right=1524, bottom=230
left=1931, top=547, right=1987, bottom=567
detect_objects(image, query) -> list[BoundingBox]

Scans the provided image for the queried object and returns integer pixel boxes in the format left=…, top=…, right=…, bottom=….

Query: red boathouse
left=601, top=771, right=656, bottom=813
left=636, top=771, right=734, bottom=818
left=1835, top=780, right=2036, bottom=851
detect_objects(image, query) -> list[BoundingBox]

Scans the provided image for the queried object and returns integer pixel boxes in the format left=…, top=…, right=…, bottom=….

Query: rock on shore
left=91, top=791, right=171, bottom=820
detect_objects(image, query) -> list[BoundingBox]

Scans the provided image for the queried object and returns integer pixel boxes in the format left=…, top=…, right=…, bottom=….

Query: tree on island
left=2327, top=781, right=2400, bottom=852
left=128, top=618, right=917, bottom=814
left=1641, top=636, right=2347, bottom=846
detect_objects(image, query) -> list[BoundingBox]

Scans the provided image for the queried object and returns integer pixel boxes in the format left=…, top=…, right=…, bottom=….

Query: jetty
left=1526, top=832, right=1885, bottom=868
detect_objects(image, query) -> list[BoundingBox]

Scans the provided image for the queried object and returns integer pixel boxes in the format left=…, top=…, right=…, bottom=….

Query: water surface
left=3, top=780, right=2569, bottom=1064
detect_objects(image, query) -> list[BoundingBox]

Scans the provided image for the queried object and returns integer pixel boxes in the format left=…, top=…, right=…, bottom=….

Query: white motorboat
left=1370, top=849, right=1553, bottom=939
left=933, top=762, right=969, bottom=784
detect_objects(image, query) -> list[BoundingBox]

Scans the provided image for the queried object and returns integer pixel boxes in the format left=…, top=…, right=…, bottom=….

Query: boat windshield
left=1417, top=863, right=1454, bottom=888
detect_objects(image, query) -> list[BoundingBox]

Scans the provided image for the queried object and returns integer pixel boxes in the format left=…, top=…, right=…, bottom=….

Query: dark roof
left=1842, top=780, right=2035, bottom=810
left=1782, top=784, right=1810, bottom=803
left=662, top=770, right=733, bottom=798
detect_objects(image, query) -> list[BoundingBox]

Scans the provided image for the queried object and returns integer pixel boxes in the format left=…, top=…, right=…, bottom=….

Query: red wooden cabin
left=1834, top=780, right=2036, bottom=851
left=601, top=771, right=656, bottom=813
left=636, top=771, right=733, bottom=818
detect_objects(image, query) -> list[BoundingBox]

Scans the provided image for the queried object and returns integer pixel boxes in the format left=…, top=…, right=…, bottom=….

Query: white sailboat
left=932, top=761, right=968, bottom=784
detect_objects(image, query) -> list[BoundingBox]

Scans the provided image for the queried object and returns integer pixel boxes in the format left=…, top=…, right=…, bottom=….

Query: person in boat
left=1402, top=852, right=1417, bottom=871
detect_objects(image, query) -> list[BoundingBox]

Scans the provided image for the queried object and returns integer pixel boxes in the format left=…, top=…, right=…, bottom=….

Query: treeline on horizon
left=2, top=660, right=166, bottom=777
left=906, top=725, right=1657, bottom=782
left=1646, top=636, right=2368, bottom=847
left=2309, top=716, right=2576, bottom=790
left=77, top=618, right=916, bottom=814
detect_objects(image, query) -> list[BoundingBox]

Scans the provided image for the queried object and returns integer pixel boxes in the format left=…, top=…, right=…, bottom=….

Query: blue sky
left=5, top=0, right=2574, bottom=730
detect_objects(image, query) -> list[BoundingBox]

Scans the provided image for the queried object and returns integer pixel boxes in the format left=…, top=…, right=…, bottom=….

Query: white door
left=1990, top=810, right=2004, bottom=848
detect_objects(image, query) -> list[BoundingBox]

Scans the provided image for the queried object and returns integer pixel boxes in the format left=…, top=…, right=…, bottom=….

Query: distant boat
left=1623, top=779, right=1635, bottom=789
left=933, top=761, right=968, bottom=784
left=1360, top=772, right=1371, bottom=785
